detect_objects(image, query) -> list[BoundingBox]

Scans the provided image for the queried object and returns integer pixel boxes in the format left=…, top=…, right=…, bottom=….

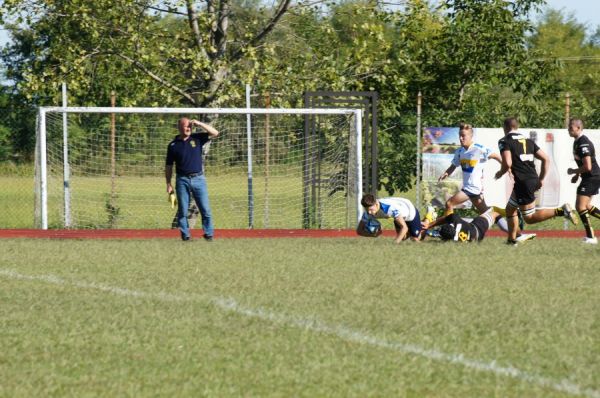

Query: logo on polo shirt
left=190, top=140, right=196, bottom=148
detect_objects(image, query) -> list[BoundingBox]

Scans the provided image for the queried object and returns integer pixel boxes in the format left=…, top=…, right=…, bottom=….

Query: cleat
left=583, top=237, right=598, bottom=245
left=515, top=233, right=536, bottom=243
left=424, top=205, right=437, bottom=223
left=562, top=203, right=578, bottom=225
left=426, top=229, right=441, bottom=238
left=506, top=239, right=519, bottom=246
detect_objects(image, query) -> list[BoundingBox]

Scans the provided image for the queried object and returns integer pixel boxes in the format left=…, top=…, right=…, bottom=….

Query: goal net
left=35, top=107, right=362, bottom=230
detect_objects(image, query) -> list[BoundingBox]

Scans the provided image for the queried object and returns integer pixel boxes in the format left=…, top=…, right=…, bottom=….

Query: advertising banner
left=421, top=127, right=600, bottom=210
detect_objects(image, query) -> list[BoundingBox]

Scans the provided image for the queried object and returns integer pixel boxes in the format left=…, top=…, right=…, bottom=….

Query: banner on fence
left=421, top=127, right=600, bottom=210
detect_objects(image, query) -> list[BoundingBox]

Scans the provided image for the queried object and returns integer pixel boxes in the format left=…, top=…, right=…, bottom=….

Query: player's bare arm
left=438, top=164, right=456, bottom=182
left=535, top=149, right=549, bottom=188
left=568, top=156, right=592, bottom=175
left=495, top=151, right=512, bottom=180
left=489, top=152, right=502, bottom=164
left=165, top=164, right=173, bottom=193
left=393, top=216, right=409, bottom=243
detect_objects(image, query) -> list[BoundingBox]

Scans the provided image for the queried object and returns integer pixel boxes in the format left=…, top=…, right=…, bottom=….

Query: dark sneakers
left=181, top=233, right=213, bottom=242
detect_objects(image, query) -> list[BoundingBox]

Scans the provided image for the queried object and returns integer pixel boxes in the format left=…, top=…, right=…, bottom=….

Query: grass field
left=1, top=172, right=584, bottom=232
left=1, top=171, right=355, bottom=229
left=1, top=238, right=599, bottom=397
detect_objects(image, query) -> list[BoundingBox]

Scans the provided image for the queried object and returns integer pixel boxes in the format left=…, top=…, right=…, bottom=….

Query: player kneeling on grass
left=421, top=209, right=502, bottom=243
left=356, top=194, right=422, bottom=243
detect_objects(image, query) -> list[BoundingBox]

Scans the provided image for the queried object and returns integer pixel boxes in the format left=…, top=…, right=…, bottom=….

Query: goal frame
left=36, top=106, right=363, bottom=230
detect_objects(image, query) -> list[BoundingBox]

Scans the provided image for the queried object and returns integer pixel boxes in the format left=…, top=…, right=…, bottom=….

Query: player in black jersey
left=567, top=118, right=600, bottom=244
left=420, top=208, right=501, bottom=242
left=494, top=117, right=578, bottom=245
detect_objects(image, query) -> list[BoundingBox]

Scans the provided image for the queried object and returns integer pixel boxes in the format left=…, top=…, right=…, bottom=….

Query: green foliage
left=4, top=0, right=600, bottom=195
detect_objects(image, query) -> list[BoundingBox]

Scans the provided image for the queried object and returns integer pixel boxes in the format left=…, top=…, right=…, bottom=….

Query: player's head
left=439, top=224, right=456, bottom=241
left=361, top=194, right=379, bottom=215
left=458, top=123, right=473, bottom=148
left=178, top=117, right=193, bottom=136
left=568, top=118, right=583, bottom=138
left=503, top=117, right=519, bottom=134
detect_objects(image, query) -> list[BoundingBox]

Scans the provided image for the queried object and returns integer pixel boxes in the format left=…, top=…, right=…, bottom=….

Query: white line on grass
left=1, top=268, right=598, bottom=398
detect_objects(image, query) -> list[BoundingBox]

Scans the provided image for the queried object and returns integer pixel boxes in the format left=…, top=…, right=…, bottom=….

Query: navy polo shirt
left=165, top=133, right=210, bottom=175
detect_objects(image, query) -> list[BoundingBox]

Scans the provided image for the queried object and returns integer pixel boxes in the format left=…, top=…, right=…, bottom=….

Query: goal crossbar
left=40, top=106, right=359, bottom=115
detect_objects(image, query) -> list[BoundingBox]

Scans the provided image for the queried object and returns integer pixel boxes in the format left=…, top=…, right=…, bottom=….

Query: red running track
left=0, top=229, right=583, bottom=239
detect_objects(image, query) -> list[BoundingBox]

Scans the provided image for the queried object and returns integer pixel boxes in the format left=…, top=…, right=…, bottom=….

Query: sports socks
left=589, top=206, right=600, bottom=220
left=492, top=206, right=506, bottom=217
left=579, top=210, right=595, bottom=239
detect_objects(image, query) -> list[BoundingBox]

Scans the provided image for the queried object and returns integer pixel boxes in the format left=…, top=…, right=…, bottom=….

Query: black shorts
left=577, top=177, right=600, bottom=197
left=511, top=178, right=539, bottom=206
left=470, top=215, right=491, bottom=241
left=461, top=188, right=482, bottom=200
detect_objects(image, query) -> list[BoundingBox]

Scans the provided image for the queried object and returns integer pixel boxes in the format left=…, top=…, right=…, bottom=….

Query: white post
left=39, top=108, right=48, bottom=230
left=416, top=91, right=422, bottom=211
left=245, top=84, right=254, bottom=228
left=62, top=83, right=71, bottom=227
left=355, top=109, right=363, bottom=224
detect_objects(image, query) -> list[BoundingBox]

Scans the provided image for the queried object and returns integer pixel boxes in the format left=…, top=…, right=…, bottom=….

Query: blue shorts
left=394, top=209, right=422, bottom=238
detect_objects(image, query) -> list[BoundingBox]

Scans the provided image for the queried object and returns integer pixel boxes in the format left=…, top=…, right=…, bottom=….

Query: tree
left=528, top=9, right=600, bottom=127
left=0, top=0, right=293, bottom=107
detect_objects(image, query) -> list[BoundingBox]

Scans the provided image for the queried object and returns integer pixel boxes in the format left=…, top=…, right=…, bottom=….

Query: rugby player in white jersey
left=438, top=123, right=501, bottom=215
left=357, top=194, right=422, bottom=243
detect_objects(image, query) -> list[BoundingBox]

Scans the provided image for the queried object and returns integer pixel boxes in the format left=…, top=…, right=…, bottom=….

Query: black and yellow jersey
left=498, top=132, right=540, bottom=183
left=573, top=134, right=600, bottom=179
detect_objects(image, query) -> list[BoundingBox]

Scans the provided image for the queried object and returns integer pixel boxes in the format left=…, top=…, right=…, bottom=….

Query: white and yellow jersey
left=371, top=197, right=417, bottom=222
left=451, top=143, right=493, bottom=195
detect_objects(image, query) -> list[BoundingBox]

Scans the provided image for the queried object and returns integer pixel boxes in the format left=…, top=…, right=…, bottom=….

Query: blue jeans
left=176, top=174, right=214, bottom=239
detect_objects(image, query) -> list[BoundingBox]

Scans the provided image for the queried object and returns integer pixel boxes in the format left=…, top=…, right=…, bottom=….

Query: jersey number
left=518, top=139, right=534, bottom=161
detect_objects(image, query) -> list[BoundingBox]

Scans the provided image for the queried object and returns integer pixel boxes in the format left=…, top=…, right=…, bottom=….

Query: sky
left=0, top=0, right=599, bottom=46
left=534, top=0, right=600, bottom=32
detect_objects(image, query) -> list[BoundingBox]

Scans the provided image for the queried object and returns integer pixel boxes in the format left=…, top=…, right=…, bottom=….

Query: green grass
left=1, top=171, right=355, bottom=229
left=1, top=172, right=583, bottom=232
left=1, top=238, right=599, bottom=397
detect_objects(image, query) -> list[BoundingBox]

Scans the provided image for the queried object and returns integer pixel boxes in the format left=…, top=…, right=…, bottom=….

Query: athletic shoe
left=425, top=205, right=437, bottom=222
left=203, top=234, right=214, bottom=242
left=515, top=233, right=536, bottom=243
left=506, top=239, right=519, bottom=246
left=426, top=229, right=441, bottom=238
left=562, top=203, right=578, bottom=225
left=583, top=237, right=598, bottom=245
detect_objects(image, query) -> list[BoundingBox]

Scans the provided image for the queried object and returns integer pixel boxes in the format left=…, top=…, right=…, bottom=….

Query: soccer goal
left=34, top=107, right=363, bottom=230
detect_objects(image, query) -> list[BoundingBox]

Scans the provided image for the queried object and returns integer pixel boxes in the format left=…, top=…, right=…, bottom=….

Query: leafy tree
left=0, top=0, right=293, bottom=107
left=528, top=9, right=600, bottom=127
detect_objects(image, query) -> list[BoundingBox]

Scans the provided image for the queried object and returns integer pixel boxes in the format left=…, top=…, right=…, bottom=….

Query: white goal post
left=35, top=107, right=363, bottom=230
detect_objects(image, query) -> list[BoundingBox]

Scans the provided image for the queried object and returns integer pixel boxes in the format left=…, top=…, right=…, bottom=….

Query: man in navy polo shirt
left=165, top=117, right=219, bottom=241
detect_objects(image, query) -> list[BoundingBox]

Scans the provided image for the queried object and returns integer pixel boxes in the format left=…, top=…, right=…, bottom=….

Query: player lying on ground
left=420, top=208, right=520, bottom=243
left=495, top=117, right=578, bottom=245
left=356, top=194, right=422, bottom=243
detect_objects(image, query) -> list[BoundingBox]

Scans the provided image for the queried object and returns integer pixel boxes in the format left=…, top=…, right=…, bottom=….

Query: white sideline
left=1, top=268, right=598, bottom=398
